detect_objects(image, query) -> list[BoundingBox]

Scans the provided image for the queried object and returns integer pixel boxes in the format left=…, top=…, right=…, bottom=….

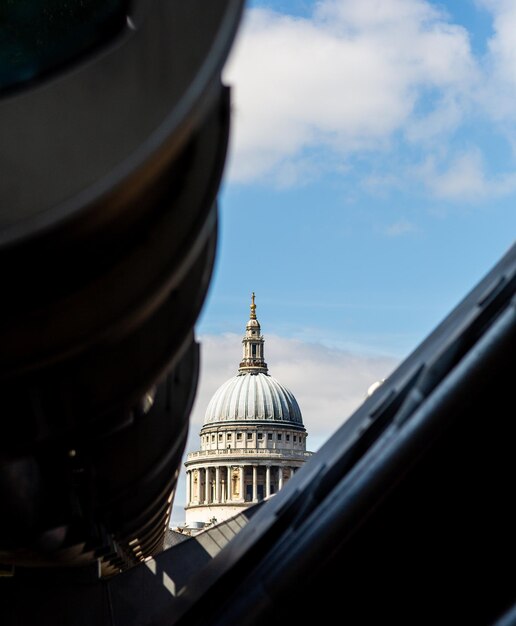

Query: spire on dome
left=239, top=293, right=268, bottom=374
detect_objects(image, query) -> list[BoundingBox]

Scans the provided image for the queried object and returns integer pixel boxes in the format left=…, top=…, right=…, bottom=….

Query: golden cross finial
left=250, top=292, right=256, bottom=319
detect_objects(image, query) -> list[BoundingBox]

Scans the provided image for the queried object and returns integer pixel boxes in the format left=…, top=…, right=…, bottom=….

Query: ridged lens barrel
left=0, top=0, right=244, bottom=575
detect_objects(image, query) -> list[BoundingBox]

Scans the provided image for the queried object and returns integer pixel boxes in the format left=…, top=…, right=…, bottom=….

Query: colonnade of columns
left=186, top=464, right=296, bottom=506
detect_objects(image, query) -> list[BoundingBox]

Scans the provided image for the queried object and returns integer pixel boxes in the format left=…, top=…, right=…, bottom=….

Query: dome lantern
left=239, top=292, right=268, bottom=374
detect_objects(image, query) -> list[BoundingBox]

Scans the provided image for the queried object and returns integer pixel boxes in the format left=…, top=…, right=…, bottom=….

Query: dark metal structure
left=0, top=0, right=244, bottom=575
left=1, top=2, right=516, bottom=625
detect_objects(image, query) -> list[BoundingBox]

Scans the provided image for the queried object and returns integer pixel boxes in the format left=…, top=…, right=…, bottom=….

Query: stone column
left=186, top=470, right=190, bottom=505
left=252, top=465, right=258, bottom=502
left=227, top=466, right=231, bottom=501
left=290, top=467, right=295, bottom=479
left=266, top=465, right=271, bottom=498
left=204, top=467, right=209, bottom=504
left=278, top=466, right=283, bottom=491
left=239, top=466, right=244, bottom=502
left=215, top=466, right=221, bottom=503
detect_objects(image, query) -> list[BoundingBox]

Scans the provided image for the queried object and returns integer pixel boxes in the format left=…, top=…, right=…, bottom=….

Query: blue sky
left=171, top=0, right=516, bottom=523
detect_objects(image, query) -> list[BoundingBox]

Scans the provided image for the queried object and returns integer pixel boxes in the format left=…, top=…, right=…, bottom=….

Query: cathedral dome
left=204, top=371, right=303, bottom=425
left=202, top=293, right=304, bottom=428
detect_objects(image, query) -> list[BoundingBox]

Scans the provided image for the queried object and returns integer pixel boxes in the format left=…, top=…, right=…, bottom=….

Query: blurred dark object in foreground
left=0, top=0, right=244, bottom=575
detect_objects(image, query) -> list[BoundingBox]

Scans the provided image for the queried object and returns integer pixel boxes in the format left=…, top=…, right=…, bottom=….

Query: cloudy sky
left=171, top=0, right=516, bottom=523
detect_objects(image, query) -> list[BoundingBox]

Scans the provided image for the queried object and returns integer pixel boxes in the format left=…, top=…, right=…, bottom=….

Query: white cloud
left=404, top=94, right=465, bottom=144
left=171, top=333, right=398, bottom=522
left=463, top=3, right=516, bottom=157
left=417, top=149, right=488, bottom=199
left=223, top=0, right=476, bottom=184
left=384, top=220, right=419, bottom=237
left=478, top=1, right=516, bottom=121
left=415, top=148, right=516, bottom=200
left=264, top=335, right=398, bottom=445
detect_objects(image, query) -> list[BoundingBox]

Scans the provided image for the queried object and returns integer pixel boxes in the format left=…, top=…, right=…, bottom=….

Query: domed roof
left=204, top=372, right=303, bottom=425
left=202, top=293, right=304, bottom=428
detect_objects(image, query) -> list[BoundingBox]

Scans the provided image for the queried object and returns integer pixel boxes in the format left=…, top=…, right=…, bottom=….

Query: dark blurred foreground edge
left=0, top=0, right=244, bottom=579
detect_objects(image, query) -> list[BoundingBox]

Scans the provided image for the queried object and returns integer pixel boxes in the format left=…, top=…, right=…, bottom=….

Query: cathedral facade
left=184, top=294, right=313, bottom=526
